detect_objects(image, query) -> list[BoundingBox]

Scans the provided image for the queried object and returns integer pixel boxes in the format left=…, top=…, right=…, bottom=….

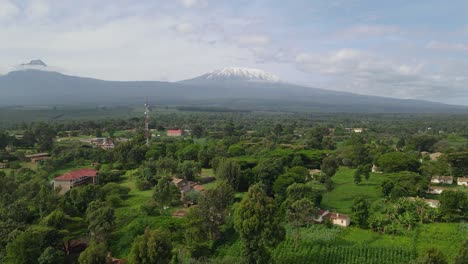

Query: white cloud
left=340, top=24, right=399, bottom=37
left=295, top=48, right=466, bottom=101
left=426, top=41, right=468, bottom=52
left=237, top=35, right=270, bottom=46
left=26, top=0, right=50, bottom=19
left=174, top=23, right=194, bottom=34
left=0, top=0, right=19, bottom=19
left=178, top=0, right=206, bottom=8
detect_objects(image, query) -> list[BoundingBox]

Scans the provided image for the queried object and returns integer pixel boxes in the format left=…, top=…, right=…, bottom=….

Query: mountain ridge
left=0, top=66, right=466, bottom=113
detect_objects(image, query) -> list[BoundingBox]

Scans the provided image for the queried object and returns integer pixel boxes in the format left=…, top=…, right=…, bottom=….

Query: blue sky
left=1, top=0, right=468, bottom=104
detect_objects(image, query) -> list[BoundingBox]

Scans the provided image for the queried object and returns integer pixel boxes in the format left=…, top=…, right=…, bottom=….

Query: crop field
left=321, top=167, right=388, bottom=214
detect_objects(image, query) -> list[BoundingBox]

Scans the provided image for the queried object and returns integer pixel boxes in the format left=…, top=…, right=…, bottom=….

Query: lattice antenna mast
left=144, top=98, right=150, bottom=146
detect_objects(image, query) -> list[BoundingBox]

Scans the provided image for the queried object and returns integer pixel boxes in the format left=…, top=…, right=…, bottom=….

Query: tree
left=416, top=248, right=448, bottom=264
left=194, top=181, right=235, bottom=240
left=351, top=196, right=370, bottom=228
left=272, top=173, right=296, bottom=201
left=152, top=176, right=180, bottom=214
left=191, top=124, right=204, bottom=138
left=254, top=158, right=284, bottom=195
left=129, top=228, right=172, bottom=264
left=5, top=226, right=63, bottom=264
left=287, top=198, right=314, bottom=250
left=5, top=230, right=44, bottom=264
left=234, top=183, right=285, bottom=264
left=354, top=169, right=362, bottom=185
left=377, top=152, right=419, bottom=173
left=380, top=171, right=428, bottom=199
left=363, top=164, right=371, bottom=181
left=78, top=241, right=108, bottom=264
left=176, top=160, right=201, bottom=181
left=439, top=190, right=468, bottom=222
left=215, top=159, right=242, bottom=190
left=38, top=247, right=64, bottom=264
left=286, top=183, right=322, bottom=207
left=321, top=156, right=339, bottom=178
left=85, top=201, right=115, bottom=241
left=445, top=152, right=468, bottom=176
left=408, top=135, right=439, bottom=152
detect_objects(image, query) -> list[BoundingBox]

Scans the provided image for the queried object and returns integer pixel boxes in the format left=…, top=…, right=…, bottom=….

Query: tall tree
left=215, top=159, right=242, bottom=190
left=234, top=183, right=285, bottom=264
left=129, top=228, right=173, bottom=264
left=78, top=241, right=108, bottom=264
left=85, top=201, right=115, bottom=241
left=321, top=156, right=339, bottom=178
left=152, top=176, right=180, bottom=214
left=196, top=181, right=235, bottom=240
left=351, top=196, right=370, bottom=228
left=38, top=247, right=64, bottom=264
left=287, top=198, right=315, bottom=250
left=176, top=160, right=201, bottom=181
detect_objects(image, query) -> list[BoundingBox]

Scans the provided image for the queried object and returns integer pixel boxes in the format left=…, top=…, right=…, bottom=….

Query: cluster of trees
left=1, top=111, right=468, bottom=263
left=0, top=166, right=129, bottom=263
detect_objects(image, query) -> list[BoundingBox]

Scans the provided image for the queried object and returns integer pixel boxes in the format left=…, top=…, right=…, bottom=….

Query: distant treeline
left=176, top=106, right=252, bottom=113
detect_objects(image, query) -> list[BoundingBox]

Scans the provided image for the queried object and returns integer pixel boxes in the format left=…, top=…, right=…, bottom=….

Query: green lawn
left=321, top=167, right=387, bottom=214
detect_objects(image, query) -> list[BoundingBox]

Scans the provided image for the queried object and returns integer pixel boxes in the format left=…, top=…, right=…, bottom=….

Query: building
left=25, top=153, right=50, bottom=163
left=429, top=152, right=443, bottom=161
left=407, top=197, right=440, bottom=208
left=54, top=168, right=99, bottom=195
left=172, top=177, right=205, bottom=202
left=167, top=129, right=183, bottom=137
left=308, top=169, right=322, bottom=180
left=352, top=128, right=364, bottom=133
left=431, top=176, right=454, bottom=185
left=371, top=164, right=382, bottom=173
left=91, top=138, right=115, bottom=150
left=314, top=210, right=351, bottom=227
left=0, top=162, right=7, bottom=169
left=423, top=198, right=440, bottom=208
left=172, top=178, right=189, bottom=189
left=426, top=186, right=445, bottom=195
left=458, top=177, right=468, bottom=186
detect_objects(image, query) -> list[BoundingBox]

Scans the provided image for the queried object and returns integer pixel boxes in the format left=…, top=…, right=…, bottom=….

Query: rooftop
left=55, top=168, right=98, bottom=181
left=25, top=152, right=49, bottom=158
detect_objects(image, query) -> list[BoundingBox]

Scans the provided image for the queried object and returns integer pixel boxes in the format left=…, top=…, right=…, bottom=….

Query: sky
left=1, top=0, right=468, bottom=104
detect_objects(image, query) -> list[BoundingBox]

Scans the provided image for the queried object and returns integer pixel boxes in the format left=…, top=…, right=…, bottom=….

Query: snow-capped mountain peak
left=203, top=67, right=280, bottom=82
left=22, top=59, right=47, bottom=67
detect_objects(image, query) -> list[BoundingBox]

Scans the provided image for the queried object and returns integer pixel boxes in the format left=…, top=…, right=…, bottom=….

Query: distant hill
left=0, top=64, right=467, bottom=113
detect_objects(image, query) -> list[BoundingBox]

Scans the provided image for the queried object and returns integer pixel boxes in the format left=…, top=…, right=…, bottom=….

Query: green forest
left=0, top=109, right=467, bottom=264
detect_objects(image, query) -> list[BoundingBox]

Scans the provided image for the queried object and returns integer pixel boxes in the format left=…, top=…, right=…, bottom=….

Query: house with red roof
left=54, top=168, right=99, bottom=195
left=167, top=129, right=183, bottom=137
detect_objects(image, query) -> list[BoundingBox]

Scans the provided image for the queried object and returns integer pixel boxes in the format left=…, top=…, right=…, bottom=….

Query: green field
left=322, top=167, right=387, bottom=214
left=271, top=222, right=467, bottom=264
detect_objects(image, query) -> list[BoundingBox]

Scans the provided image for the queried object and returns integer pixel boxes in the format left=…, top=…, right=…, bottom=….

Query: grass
left=109, top=173, right=186, bottom=258
left=446, top=134, right=468, bottom=147
left=415, top=223, right=467, bottom=261
left=321, top=167, right=387, bottom=214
